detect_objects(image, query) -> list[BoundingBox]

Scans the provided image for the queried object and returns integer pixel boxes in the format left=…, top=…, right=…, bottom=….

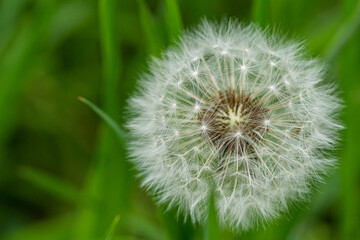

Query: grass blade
left=164, top=0, right=183, bottom=41
left=0, top=0, right=54, bottom=167
left=74, top=0, right=131, bottom=238
left=125, top=214, right=168, bottom=240
left=78, top=97, right=127, bottom=145
left=2, top=214, right=74, bottom=240
left=0, top=0, right=27, bottom=55
left=251, top=0, right=271, bottom=27
left=99, top=0, right=120, bottom=116
left=324, top=0, right=360, bottom=61
left=19, top=166, right=79, bottom=203
left=103, top=215, right=120, bottom=240
left=338, top=2, right=360, bottom=239
left=137, top=0, right=162, bottom=55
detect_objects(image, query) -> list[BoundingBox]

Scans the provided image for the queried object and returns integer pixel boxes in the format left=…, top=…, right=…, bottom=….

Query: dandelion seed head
left=127, top=19, right=342, bottom=231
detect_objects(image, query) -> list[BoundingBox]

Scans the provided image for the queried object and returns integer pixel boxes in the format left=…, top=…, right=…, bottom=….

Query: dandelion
left=127, top=19, right=342, bottom=230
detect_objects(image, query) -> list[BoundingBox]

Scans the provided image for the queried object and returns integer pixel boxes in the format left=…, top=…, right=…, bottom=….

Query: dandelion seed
left=127, top=19, right=342, bottom=231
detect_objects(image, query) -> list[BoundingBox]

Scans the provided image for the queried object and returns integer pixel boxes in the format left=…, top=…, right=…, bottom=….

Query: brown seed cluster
left=200, top=89, right=268, bottom=155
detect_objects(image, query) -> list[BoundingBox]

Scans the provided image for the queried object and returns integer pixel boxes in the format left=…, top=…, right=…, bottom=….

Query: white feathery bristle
left=126, top=19, right=342, bottom=231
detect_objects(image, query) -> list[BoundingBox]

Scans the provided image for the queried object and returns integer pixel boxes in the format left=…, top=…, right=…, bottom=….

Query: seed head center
left=200, top=89, right=268, bottom=155
left=221, top=106, right=243, bottom=130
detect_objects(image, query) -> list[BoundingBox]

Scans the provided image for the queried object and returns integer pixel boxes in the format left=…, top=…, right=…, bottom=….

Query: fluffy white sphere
left=127, top=19, right=342, bottom=230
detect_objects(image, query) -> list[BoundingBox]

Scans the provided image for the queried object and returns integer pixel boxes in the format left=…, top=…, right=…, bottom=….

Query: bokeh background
left=0, top=0, right=359, bottom=239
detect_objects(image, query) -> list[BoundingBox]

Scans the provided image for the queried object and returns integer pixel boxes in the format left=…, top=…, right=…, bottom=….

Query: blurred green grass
left=0, top=0, right=359, bottom=239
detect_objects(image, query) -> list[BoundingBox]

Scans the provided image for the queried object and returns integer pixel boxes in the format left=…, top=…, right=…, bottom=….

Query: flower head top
left=127, top=19, right=342, bottom=230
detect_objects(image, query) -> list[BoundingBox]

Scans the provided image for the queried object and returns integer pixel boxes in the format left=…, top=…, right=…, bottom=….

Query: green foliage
left=78, top=97, right=127, bottom=145
left=73, top=1, right=131, bottom=239
left=103, top=215, right=120, bottom=240
left=0, top=0, right=359, bottom=239
left=137, top=0, right=163, bottom=56
left=251, top=0, right=271, bottom=27
left=19, top=166, right=79, bottom=203
left=164, top=0, right=183, bottom=41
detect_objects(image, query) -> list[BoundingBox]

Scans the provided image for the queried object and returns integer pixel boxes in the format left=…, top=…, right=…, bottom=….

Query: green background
left=0, top=0, right=359, bottom=239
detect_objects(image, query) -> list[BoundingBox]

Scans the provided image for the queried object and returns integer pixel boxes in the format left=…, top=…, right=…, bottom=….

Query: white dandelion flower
left=127, top=19, right=342, bottom=230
